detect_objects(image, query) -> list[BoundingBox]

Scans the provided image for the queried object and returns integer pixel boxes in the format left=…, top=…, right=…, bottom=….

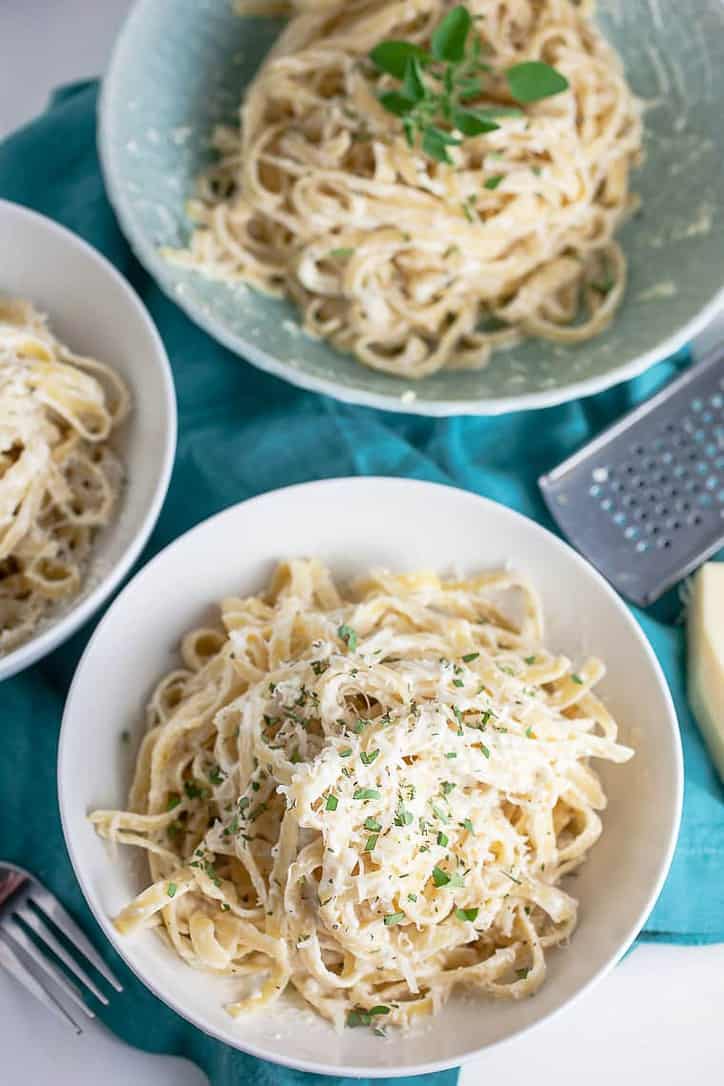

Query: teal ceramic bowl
left=100, top=0, right=724, bottom=415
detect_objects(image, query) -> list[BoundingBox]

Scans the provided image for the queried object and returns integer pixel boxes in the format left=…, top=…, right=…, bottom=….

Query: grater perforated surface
left=540, top=349, right=724, bottom=606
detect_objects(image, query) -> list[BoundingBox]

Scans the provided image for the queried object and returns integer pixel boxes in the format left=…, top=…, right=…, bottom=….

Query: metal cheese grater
left=540, top=347, right=724, bottom=607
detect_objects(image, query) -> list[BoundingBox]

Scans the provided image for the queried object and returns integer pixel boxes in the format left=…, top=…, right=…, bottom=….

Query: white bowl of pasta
left=0, top=200, right=176, bottom=680
left=59, top=478, right=682, bottom=1077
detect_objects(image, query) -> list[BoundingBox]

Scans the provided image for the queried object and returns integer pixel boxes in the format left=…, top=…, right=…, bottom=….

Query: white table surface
left=1, top=3, right=723, bottom=1084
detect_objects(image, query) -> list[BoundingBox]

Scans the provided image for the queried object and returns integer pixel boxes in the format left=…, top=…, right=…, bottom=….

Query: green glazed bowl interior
left=100, top=0, right=724, bottom=415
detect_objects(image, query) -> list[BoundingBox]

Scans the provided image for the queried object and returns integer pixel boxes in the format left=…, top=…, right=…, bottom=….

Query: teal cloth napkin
left=0, top=81, right=722, bottom=1083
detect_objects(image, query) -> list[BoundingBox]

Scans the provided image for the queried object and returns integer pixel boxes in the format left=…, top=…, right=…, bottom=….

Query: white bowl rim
left=58, top=477, right=684, bottom=1078
left=97, top=0, right=724, bottom=418
left=0, top=198, right=177, bottom=681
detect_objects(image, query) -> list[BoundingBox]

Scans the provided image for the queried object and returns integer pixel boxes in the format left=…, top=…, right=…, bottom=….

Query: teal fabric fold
left=0, top=80, right=722, bottom=1084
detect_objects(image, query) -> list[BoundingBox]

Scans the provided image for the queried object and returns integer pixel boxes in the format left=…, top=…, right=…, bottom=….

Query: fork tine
left=0, top=921, right=95, bottom=1020
left=0, top=930, right=83, bottom=1034
left=15, top=904, right=109, bottom=1006
left=29, top=887, right=123, bottom=992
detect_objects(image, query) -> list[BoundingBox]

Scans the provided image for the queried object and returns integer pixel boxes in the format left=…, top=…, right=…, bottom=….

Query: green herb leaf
left=462, top=652, right=480, bottom=663
left=516, top=967, right=531, bottom=979
left=431, top=803, right=449, bottom=823
left=365, top=834, right=379, bottom=851
left=365, top=817, right=382, bottom=831
left=383, top=912, right=405, bottom=926
left=455, top=907, right=479, bottom=922
left=462, top=818, right=474, bottom=833
left=395, top=807, right=413, bottom=826
left=326, top=794, right=339, bottom=811
left=572, top=673, right=584, bottom=684
left=484, top=174, right=504, bottom=190
left=338, top=624, right=359, bottom=651
left=402, top=56, right=427, bottom=103
left=440, top=781, right=456, bottom=795
left=431, top=4, right=472, bottom=63
left=437, top=831, right=449, bottom=847
left=339, top=747, right=353, bottom=758
left=354, top=788, right=381, bottom=801
left=370, top=40, right=430, bottom=79
left=524, top=655, right=538, bottom=665
left=369, top=1005, right=390, bottom=1016
left=506, top=60, right=569, bottom=104
left=166, top=793, right=181, bottom=811
left=328, top=247, right=355, bottom=259
left=360, top=749, right=380, bottom=766
left=167, top=882, right=177, bottom=898
left=378, top=90, right=416, bottom=118
left=452, top=108, right=500, bottom=137
left=432, top=866, right=450, bottom=887
left=407, top=893, right=418, bottom=902
left=480, top=742, right=491, bottom=758
left=525, top=726, right=534, bottom=738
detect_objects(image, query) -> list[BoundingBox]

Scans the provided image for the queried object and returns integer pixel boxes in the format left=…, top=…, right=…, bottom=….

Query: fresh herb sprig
left=369, top=4, right=569, bottom=164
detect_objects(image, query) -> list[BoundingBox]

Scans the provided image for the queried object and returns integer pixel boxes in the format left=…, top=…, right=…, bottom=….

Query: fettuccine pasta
left=0, top=299, right=128, bottom=653
left=169, top=0, right=642, bottom=378
left=91, top=559, right=633, bottom=1031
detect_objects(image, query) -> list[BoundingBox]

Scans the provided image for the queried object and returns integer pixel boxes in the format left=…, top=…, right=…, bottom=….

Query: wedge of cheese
left=687, top=562, right=724, bottom=782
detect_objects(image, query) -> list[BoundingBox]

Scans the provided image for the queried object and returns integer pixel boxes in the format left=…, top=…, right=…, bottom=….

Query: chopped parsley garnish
left=453, top=678, right=464, bottom=688
left=364, top=834, right=379, bottom=851
left=437, top=831, right=449, bottom=847
left=431, top=803, right=449, bottom=823
left=445, top=751, right=457, bottom=759
left=524, top=655, right=537, bottom=665
left=360, top=749, right=380, bottom=765
left=338, top=624, right=358, bottom=651
left=480, top=743, right=491, bottom=759
left=484, top=174, right=504, bottom=190
left=166, top=793, right=181, bottom=811
left=325, top=794, right=339, bottom=811
left=462, top=652, right=480, bottom=663
left=364, top=817, right=382, bottom=832
left=525, top=726, right=534, bottom=738
left=339, top=747, right=353, bottom=758
left=395, top=807, right=413, bottom=826
left=462, top=818, right=474, bottom=833
left=166, top=882, right=177, bottom=898
left=455, top=907, right=479, bottom=922
left=383, top=912, right=405, bottom=926
left=184, top=780, right=208, bottom=801
left=407, top=893, right=418, bottom=902
left=516, top=967, right=531, bottom=979
left=432, top=866, right=465, bottom=888
left=207, top=765, right=225, bottom=786
left=354, top=788, right=381, bottom=801
left=328, top=247, right=355, bottom=259
left=440, top=781, right=456, bottom=795
left=347, top=1005, right=390, bottom=1028
left=572, top=673, right=584, bottom=685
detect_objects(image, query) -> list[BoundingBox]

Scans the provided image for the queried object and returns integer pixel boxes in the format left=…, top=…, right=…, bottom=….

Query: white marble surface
left=1, top=2, right=723, bottom=1084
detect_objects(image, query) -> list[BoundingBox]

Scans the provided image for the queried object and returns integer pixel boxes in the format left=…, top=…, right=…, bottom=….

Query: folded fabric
left=0, top=80, right=721, bottom=1086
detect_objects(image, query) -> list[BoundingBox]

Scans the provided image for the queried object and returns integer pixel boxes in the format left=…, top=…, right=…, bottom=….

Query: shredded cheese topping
left=91, top=559, right=633, bottom=1030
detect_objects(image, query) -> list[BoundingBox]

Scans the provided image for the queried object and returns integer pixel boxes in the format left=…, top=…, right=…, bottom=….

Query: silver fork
left=0, top=861, right=123, bottom=1034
